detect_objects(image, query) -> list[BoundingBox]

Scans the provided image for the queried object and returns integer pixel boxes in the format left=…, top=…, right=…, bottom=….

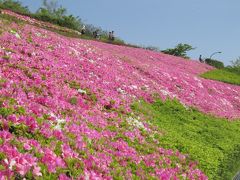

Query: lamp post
left=210, top=51, right=222, bottom=59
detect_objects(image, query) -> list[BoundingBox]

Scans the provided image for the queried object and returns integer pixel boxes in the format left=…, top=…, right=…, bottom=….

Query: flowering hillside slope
left=89, top=41, right=240, bottom=119
left=0, top=11, right=239, bottom=179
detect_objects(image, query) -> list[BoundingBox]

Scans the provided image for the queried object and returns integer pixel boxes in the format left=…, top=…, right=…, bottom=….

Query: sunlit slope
left=0, top=11, right=240, bottom=179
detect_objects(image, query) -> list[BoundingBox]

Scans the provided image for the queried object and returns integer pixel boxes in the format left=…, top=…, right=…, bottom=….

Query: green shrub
left=69, top=97, right=78, bottom=105
left=0, top=107, right=14, bottom=118
left=33, top=8, right=82, bottom=31
left=205, top=58, right=224, bottom=69
left=0, top=0, right=30, bottom=14
left=161, top=43, right=195, bottom=59
left=225, top=66, right=240, bottom=75
left=2, top=55, right=10, bottom=60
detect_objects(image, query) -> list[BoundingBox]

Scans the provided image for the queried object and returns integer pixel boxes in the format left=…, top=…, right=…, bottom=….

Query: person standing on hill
left=93, top=30, right=101, bottom=40
left=93, top=30, right=97, bottom=38
left=199, top=55, right=204, bottom=63
left=111, top=31, right=115, bottom=41
left=108, top=31, right=112, bottom=40
left=81, top=25, right=86, bottom=35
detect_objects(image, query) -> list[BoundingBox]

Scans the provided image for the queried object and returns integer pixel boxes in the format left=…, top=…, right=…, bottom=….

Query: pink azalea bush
left=0, top=11, right=239, bottom=179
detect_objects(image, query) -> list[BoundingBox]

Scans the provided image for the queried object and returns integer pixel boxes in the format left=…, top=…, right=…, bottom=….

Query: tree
left=42, top=0, right=58, bottom=14
left=231, top=57, right=240, bottom=67
left=0, top=0, right=30, bottom=14
left=161, top=43, right=195, bottom=59
left=226, top=57, right=240, bottom=75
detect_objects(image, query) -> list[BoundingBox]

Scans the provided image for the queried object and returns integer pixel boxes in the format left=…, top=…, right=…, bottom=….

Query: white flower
left=126, top=116, right=146, bottom=130
left=181, top=102, right=189, bottom=110
left=221, top=98, right=233, bottom=107
left=53, top=124, right=62, bottom=130
left=160, top=89, right=170, bottom=96
left=35, top=32, right=42, bottom=37
left=49, top=113, right=66, bottom=130
left=10, top=30, right=21, bottom=39
left=129, top=85, right=138, bottom=90
left=190, top=92, right=195, bottom=97
left=198, top=82, right=204, bottom=88
left=4, top=159, right=16, bottom=170
left=78, top=89, right=87, bottom=94
left=89, top=59, right=95, bottom=63
left=117, top=88, right=126, bottom=95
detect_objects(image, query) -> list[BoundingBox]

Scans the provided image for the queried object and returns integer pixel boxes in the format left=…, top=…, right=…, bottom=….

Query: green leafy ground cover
left=131, top=99, right=240, bottom=180
left=201, top=69, right=240, bottom=85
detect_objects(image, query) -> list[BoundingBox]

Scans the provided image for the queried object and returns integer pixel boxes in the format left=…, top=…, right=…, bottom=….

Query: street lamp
left=210, top=51, right=222, bottom=59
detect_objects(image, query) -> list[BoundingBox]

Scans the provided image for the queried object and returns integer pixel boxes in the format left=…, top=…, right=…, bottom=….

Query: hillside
left=0, top=10, right=240, bottom=179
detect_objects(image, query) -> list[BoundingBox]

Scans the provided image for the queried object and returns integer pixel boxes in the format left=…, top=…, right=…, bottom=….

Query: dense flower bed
left=89, top=41, right=240, bottom=119
left=0, top=12, right=239, bottom=179
left=1, top=10, right=81, bottom=35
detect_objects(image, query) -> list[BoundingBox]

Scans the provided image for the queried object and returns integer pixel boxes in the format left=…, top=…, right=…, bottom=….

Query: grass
left=200, top=69, right=240, bottom=85
left=131, top=98, right=240, bottom=180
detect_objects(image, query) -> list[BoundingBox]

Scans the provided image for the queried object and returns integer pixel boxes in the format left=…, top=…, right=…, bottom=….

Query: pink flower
left=33, top=166, right=42, bottom=177
left=23, top=143, right=32, bottom=151
left=58, top=174, right=71, bottom=180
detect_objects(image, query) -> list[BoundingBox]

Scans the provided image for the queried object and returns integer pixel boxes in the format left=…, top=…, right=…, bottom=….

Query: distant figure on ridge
left=111, top=31, right=115, bottom=41
left=199, top=55, right=204, bottom=63
left=108, top=31, right=112, bottom=40
left=93, top=30, right=100, bottom=40
left=109, top=31, right=115, bottom=41
left=81, top=25, right=86, bottom=35
left=93, top=30, right=97, bottom=38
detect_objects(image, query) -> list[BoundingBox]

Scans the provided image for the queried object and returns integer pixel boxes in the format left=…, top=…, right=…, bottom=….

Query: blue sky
left=19, top=0, right=240, bottom=65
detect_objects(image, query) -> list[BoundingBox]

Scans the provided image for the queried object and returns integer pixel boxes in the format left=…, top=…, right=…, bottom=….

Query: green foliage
left=69, top=97, right=78, bottom=105
left=201, top=56, right=240, bottom=85
left=201, top=69, right=240, bottom=85
left=0, top=107, right=14, bottom=118
left=0, top=78, right=6, bottom=89
left=68, top=80, right=81, bottom=90
left=225, top=66, right=240, bottom=75
left=64, top=158, right=83, bottom=178
left=0, top=12, right=24, bottom=25
left=205, top=58, right=224, bottom=69
left=101, top=37, right=126, bottom=46
left=2, top=55, right=10, bottom=60
left=15, top=106, right=26, bottom=115
left=42, top=0, right=59, bottom=14
left=0, top=0, right=30, bottom=14
left=231, top=57, right=240, bottom=67
left=226, top=57, right=240, bottom=75
left=9, top=123, right=31, bottom=138
left=34, top=6, right=82, bottom=31
left=131, top=99, right=240, bottom=180
left=161, top=43, right=195, bottom=59
left=85, top=89, right=97, bottom=104
left=0, top=152, right=6, bottom=163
